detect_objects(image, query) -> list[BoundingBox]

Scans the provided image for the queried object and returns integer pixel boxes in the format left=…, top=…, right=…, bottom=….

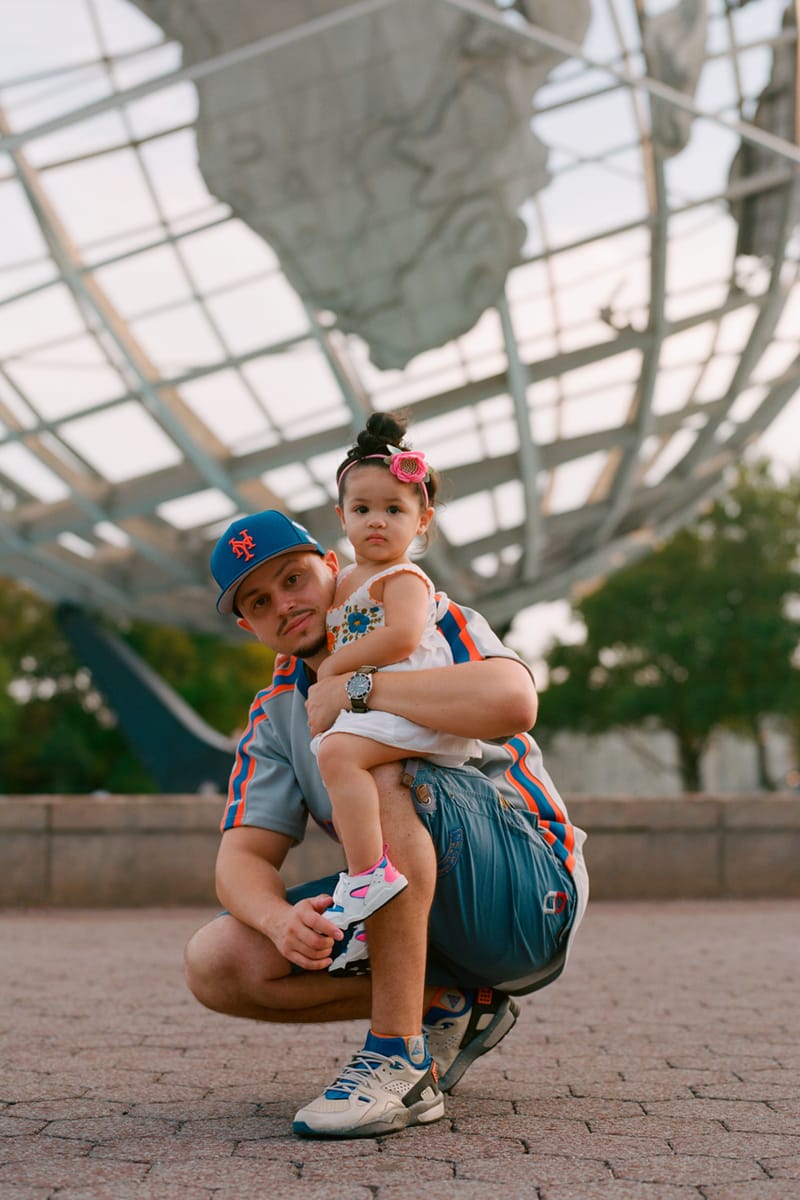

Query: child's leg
left=316, top=733, right=410, bottom=874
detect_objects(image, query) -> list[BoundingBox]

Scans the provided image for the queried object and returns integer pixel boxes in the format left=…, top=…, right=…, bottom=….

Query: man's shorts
left=287, top=759, right=576, bottom=995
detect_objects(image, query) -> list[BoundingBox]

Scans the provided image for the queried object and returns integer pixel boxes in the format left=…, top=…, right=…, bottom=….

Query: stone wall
left=1, top=793, right=798, bottom=907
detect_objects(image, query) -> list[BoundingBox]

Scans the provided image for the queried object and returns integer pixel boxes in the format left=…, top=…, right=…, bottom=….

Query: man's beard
left=295, top=632, right=329, bottom=661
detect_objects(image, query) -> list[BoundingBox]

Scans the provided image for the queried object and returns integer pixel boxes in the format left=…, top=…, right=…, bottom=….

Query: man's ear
left=323, top=549, right=339, bottom=574
left=236, top=615, right=254, bottom=634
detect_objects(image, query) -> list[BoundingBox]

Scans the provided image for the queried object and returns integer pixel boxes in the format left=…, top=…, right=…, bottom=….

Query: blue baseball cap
left=211, top=509, right=324, bottom=614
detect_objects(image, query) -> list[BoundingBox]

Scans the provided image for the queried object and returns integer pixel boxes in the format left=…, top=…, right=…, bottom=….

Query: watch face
left=348, top=674, right=371, bottom=700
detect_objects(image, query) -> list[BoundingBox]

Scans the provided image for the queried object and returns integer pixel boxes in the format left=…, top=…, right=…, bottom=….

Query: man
left=185, top=509, right=588, bottom=1139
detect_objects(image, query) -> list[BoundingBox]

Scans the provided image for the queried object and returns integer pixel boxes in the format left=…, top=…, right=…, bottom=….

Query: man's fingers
left=293, top=895, right=342, bottom=945
left=303, top=894, right=344, bottom=939
left=290, top=951, right=333, bottom=971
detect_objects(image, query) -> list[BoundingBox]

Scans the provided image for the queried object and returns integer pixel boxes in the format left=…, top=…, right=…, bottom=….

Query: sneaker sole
left=328, top=928, right=370, bottom=977
left=328, top=954, right=370, bottom=977
left=438, top=996, right=520, bottom=1093
left=293, top=1092, right=445, bottom=1139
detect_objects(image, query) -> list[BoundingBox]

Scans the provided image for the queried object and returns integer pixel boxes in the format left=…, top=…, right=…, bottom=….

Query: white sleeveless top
left=311, top=562, right=481, bottom=766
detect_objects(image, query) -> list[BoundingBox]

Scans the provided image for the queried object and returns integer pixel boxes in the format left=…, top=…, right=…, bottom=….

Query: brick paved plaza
left=1, top=900, right=798, bottom=1199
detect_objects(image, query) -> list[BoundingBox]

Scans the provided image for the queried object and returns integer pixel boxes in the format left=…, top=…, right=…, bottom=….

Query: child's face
left=336, top=464, right=432, bottom=564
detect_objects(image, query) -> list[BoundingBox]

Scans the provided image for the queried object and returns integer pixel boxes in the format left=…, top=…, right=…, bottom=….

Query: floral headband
left=338, top=447, right=431, bottom=506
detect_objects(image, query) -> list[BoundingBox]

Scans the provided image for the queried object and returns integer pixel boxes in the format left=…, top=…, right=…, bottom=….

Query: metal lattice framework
left=0, top=0, right=799, bottom=642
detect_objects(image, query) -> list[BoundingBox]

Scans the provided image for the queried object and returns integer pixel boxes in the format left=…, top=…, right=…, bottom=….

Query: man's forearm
left=369, top=658, right=537, bottom=739
left=216, top=836, right=291, bottom=938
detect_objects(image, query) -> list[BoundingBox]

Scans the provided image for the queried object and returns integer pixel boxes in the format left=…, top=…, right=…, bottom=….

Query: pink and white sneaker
left=326, top=852, right=408, bottom=931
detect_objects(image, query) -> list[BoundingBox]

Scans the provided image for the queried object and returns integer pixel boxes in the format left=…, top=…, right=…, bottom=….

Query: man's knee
left=184, top=920, right=231, bottom=1009
left=184, top=915, right=273, bottom=1013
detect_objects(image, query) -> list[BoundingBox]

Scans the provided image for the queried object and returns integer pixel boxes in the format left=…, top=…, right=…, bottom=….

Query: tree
left=0, top=579, right=275, bottom=794
left=538, top=462, right=800, bottom=791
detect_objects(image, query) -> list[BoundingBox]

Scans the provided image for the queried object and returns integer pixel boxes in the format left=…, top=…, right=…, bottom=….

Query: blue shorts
left=288, top=760, right=576, bottom=995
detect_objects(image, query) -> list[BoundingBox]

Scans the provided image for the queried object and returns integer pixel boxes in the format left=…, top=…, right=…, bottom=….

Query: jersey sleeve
left=219, top=689, right=309, bottom=843
left=434, top=594, right=534, bottom=676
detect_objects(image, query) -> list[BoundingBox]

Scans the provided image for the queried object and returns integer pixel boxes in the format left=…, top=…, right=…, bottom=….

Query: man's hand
left=306, top=674, right=348, bottom=737
left=271, top=894, right=343, bottom=971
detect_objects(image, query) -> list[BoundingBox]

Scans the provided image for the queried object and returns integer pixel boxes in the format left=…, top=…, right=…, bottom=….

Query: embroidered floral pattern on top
left=327, top=600, right=383, bottom=650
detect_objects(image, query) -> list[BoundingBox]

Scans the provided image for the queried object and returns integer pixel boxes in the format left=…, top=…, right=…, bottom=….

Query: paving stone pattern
left=1, top=900, right=798, bottom=1199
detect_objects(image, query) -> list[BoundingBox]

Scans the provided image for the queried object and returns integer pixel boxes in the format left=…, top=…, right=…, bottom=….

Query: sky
left=1, top=0, right=799, bottom=671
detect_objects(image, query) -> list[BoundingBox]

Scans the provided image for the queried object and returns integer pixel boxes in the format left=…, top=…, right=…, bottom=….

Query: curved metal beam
left=591, top=3, right=668, bottom=546
left=677, top=185, right=798, bottom=478
left=0, top=109, right=272, bottom=519
left=496, top=293, right=543, bottom=580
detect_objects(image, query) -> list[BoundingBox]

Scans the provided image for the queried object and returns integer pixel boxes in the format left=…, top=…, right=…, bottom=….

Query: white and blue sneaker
left=423, top=987, right=520, bottom=1093
left=293, top=1031, right=444, bottom=1138
left=325, top=852, right=408, bottom=932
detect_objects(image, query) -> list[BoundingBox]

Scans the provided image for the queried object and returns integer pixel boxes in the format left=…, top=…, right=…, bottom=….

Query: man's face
left=234, top=550, right=337, bottom=664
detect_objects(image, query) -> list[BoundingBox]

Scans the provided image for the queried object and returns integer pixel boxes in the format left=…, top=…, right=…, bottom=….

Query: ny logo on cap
left=229, top=530, right=256, bottom=562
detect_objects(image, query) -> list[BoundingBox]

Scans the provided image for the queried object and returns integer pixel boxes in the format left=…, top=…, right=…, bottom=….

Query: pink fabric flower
left=388, top=450, right=429, bottom=485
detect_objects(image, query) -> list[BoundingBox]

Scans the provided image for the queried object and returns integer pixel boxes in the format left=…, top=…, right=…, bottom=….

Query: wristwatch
left=345, top=666, right=378, bottom=713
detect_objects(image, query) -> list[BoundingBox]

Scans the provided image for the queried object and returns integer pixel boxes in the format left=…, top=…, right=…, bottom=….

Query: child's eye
left=354, top=505, right=368, bottom=514
left=387, top=505, right=401, bottom=514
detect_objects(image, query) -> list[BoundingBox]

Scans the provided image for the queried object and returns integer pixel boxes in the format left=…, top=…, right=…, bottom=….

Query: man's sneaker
left=328, top=922, right=370, bottom=976
left=423, top=987, right=520, bottom=1093
left=325, top=852, right=408, bottom=931
left=292, top=1032, right=445, bottom=1138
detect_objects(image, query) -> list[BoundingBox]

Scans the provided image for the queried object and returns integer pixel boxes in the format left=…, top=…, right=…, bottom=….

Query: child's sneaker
left=329, top=922, right=370, bottom=976
left=423, top=987, right=520, bottom=1092
left=326, top=852, right=407, bottom=931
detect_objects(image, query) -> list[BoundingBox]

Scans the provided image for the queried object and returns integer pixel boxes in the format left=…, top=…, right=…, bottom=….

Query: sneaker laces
left=324, top=1049, right=395, bottom=1099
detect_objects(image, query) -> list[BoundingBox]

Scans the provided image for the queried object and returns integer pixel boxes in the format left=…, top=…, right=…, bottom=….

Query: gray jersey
left=221, top=593, right=588, bottom=925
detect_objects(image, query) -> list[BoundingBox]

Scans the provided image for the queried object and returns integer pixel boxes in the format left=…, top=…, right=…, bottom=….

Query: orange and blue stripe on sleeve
left=220, top=689, right=271, bottom=831
left=220, top=657, right=305, bottom=832
left=503, top=733, right=576, bottom=873
left=436, top=600, right=484, bottom=663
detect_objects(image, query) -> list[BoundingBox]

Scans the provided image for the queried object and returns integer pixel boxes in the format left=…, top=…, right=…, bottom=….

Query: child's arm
left=317, top=571, right=430, bottom=680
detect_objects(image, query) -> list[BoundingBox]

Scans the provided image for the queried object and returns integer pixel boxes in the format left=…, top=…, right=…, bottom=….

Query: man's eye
left=286, top=574, right=301, bottom=586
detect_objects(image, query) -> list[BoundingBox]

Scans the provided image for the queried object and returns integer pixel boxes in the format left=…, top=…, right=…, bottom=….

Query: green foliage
left=539, top=462, right=800, bottom=790
left=0, top=579, right=274, bottom=794
left=122, top=621, right=274, bottom=739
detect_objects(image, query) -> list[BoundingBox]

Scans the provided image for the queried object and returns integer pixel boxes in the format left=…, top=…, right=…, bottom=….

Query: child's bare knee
left=317, top=736, right=345, bottom=786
